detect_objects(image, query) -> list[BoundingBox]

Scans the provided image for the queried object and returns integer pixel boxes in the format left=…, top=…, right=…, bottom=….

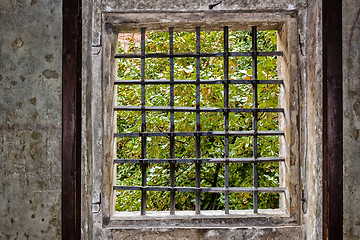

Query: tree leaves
left=116, top=30, right=280, bottom=211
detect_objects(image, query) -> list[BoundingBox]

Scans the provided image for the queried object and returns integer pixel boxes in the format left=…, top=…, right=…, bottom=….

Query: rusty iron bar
left=114, top=106, right=284, bottom=113
left=114, top=130, right=284, bottom=138
left=251, top=26, right=259, bottom=214
left=115, top=51, right=283, bottom=59
left=114, top=186, right=285, bottom=193
left=223, top=26, right=230, bottom=214
left=195, top=26, right=201, bottom=214
left=114, top=157, right=285, bottom=164
left=140, top=27, right=147, bottom=215
left=115, top=79, right=284, bottom=85
left=169, top=27, right=176, bottom=215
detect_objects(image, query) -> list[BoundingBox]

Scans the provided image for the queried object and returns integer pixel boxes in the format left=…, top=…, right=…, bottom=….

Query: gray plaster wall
left=0, top=0, right=359, bottom=239
left=0, top=0, right=62, bottom=239
left=343, top=0, right=360, bottom=239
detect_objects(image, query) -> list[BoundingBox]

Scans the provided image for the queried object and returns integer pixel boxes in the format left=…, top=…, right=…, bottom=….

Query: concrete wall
left=0, top=0, right=62, bottom=239
left=343, top=0, right=360, bottom=239
left=0, top=0, right=359, bottom=239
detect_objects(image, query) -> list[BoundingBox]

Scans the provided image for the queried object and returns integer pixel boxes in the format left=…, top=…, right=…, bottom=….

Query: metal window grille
left=114, top=26, right=284, bottom=215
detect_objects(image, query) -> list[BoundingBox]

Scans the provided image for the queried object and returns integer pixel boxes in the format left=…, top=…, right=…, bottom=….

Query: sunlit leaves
left=116, top=29, right=281, bottom=211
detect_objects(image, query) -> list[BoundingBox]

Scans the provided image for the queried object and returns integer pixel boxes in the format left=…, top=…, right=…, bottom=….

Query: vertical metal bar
left=195, top=27, right=201, bottom=214
left=169, top=27, right=176, bottom=215
left=251, top=26, right=259, bottom=213
left=223, top=26, right=230, bottom=214
left=140, top=27, right=147, bottom=215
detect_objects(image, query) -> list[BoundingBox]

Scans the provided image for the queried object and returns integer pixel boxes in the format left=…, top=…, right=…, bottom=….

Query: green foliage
left=116, top=30, right=280, bottom=212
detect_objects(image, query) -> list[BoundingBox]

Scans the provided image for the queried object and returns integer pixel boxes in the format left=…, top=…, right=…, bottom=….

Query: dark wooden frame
left=323, top=0, right=343, bottom=239
left=62, top=0, right=82, bottom=239
left=61, top=0, right=343, bottom=238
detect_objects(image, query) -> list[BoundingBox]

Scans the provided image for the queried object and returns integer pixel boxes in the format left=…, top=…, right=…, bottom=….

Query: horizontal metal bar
left=114, top=106, right=284, bottom=113
left=115, top=79, right=284, bottom=85
left=116, top=52, right=220, bottom=58
left=113, top=186, right=285, bottom=193
left=114, top=130, right=284, bottom=138
left=115, top=51, right=283, bottom=59
left=231, top=52, right=283, bottom=57
left=114, top=157, right=285, bottom=164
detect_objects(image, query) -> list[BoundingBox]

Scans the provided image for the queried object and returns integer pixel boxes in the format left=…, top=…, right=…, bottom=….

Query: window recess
left=113, top=25, right=286, bottom=216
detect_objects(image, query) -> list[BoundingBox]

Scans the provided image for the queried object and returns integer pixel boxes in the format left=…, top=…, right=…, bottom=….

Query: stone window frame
left=99, top=11, right=300, bottom=228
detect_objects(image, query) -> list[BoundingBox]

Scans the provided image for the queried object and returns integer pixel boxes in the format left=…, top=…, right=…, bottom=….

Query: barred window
left=113, top=26, right=285, bottom=215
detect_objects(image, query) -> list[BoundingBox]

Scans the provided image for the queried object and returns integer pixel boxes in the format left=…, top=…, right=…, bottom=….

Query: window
left=101, top=12, right=300, bottom=225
